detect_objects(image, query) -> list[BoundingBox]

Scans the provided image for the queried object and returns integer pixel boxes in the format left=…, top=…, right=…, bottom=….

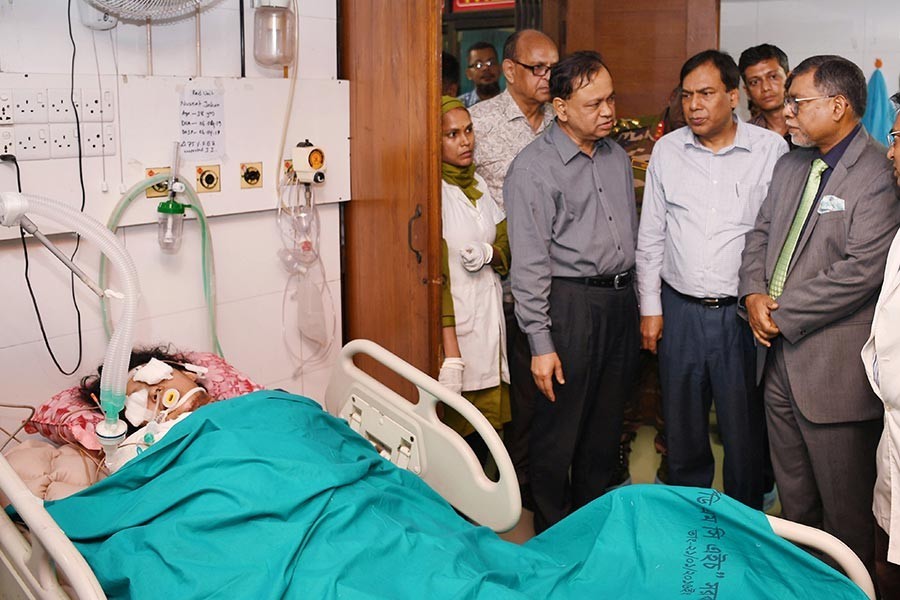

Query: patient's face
left=126, top=368, right=208, bottom=420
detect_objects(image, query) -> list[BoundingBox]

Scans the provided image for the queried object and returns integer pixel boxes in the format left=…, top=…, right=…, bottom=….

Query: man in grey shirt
left=636, top=50, right=787, bottom=509
left=505, top=51, right=639, bottom=532
left=469, top=29, right=558, bottom=510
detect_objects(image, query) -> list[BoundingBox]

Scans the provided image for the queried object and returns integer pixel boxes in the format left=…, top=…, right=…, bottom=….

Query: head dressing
left=124, top=358, right=207, bottom=427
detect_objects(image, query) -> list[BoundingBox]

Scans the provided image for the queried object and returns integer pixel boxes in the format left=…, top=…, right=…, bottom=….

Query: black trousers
left=503, top=300, right=538, bottom=496
left=529, top=278, right=640, bottom=533
left=658, top=283, right=764, bottom=508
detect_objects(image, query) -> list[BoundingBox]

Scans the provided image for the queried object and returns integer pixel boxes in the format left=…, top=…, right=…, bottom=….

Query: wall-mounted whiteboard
left=0, top=73, right=350, bottom=239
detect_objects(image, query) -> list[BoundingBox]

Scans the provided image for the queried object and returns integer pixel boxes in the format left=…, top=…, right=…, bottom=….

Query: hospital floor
left=499, top=424, right=782, bottom=544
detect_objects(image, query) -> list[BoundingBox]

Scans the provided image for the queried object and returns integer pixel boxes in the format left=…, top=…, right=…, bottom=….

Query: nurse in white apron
left=437, top=96, right=511, bottom=464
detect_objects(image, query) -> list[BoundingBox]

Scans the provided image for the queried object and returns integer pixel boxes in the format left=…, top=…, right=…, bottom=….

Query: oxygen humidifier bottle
left=253, top=1, right=296, bottom=67
left=157, top=200, right=185, bottom=253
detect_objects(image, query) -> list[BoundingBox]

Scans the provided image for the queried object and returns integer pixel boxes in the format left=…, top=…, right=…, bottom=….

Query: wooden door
left=340, top=0, right=443, bottom=395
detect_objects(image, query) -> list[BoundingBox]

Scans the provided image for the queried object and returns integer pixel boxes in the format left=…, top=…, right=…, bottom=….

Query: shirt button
left=608, top=216, right=613, bottom=221
left=617, top=245, right=621, bottom=250
left=598, top=187, right=603, bottom=192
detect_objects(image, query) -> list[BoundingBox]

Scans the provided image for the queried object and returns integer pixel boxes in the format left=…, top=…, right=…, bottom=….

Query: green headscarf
left=441, top=95, right=482, bottom=203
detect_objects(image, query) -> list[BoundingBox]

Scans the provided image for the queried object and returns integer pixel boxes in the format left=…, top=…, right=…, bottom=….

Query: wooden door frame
left=339, top=0, right=443, bottom=391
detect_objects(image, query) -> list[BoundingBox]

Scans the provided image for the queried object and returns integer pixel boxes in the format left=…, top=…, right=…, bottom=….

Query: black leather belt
left=669, top=286, right=737, bottom=308
left=555, top=270, right=633, bottom=290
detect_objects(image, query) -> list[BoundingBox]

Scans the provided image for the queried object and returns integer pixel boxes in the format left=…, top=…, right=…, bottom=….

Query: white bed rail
left=324, top=339, right=522, bottom=533
left=767, top=515, right=875, bottom=599
left=0, top=454, right=105, bottom=600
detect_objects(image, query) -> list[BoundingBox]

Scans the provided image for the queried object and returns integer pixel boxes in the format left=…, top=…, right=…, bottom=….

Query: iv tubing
left=98, top=174, right=223, bottom=356
left=0, top=193, right=139, bottom=426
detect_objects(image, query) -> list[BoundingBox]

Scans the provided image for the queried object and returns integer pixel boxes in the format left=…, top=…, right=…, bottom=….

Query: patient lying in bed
left=28, top=390, right=868, bottom=600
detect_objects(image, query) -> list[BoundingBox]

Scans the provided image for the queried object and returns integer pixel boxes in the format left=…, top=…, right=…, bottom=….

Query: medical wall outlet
left=49, top=124, right=79, bottom=159
left=15, top=125, right=50, bottom=160
left=12, top=89, right=48, bottom=124
left=48, top=89, right=82, bottom=123
left=0, top=127, right=14, bottom=155
left=0, top=91, right=13, bottom=123
left=197, top=164, right=221, bottom=193
left=291, top=140, right=326, bottom=184
left=80, top=123, right=116, bottom=157
left=145, top=167, right=172, bottom=198
left=240, top=162, right=263, bottom=189
left=81, top=89, right=115, bottom=123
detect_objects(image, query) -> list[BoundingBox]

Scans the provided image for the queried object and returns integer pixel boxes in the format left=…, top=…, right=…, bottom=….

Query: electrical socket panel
left=0, top=127, right=15, bottom=155
left=48, top=88, right=82, bottom=123
left=12, top=89, right=48, bottom=124
left=14, top=124, right=50, bottom=160
left=80, top=122, right=116, bottom=157
left=0, top=90, right=12, bottom=124
left=49, top=123, right=80, bottom=158
left=81, top=88, right=115, bottom=123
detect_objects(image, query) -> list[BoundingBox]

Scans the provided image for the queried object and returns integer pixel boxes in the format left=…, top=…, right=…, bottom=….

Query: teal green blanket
left=45, top=391, right=866, bottom=599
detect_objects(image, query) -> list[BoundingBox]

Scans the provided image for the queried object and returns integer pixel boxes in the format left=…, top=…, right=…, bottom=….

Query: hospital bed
left=0, top=340, right=877, bottom=599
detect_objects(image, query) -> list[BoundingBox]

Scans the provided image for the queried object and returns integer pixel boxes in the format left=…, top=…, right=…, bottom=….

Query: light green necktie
left=768, top=158, right=829, bottom=299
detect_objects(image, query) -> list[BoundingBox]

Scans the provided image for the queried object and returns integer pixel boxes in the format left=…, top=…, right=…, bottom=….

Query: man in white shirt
left=636, top=50, right=787, bottom=508
left=864, top=92, right=900, bottom=596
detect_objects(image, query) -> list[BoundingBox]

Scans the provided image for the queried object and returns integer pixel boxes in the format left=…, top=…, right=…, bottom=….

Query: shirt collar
left=499, top=89, right=554, bottom=129
left=681, top=114, right=750, bottom=153
left=549, top=119, right=611, bottom=164
left=820, top=123, right=861, bottom=170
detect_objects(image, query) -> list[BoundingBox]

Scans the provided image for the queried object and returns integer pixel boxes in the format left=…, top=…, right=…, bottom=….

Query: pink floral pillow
left=25, top=352, right=264, bottom=451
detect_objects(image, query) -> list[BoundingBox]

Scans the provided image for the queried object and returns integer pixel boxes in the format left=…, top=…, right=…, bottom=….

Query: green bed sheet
left=43, top=391, right=867, bottom=599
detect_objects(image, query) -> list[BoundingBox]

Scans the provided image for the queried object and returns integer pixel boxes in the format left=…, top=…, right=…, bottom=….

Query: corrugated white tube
left=4, top=194, right=139, bottom=428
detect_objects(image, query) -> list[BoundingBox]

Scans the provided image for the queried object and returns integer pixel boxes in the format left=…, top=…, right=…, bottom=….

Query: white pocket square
left=817, top=195, right=845, bottom=214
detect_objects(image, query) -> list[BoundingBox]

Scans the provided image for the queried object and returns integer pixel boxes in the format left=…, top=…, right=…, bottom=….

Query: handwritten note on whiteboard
left=180, top=89, right=224, bottom=158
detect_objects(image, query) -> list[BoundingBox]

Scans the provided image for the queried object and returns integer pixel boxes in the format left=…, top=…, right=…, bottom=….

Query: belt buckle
left=702, top=298, right=721, bottom=309
left=613, top=272, right=626, bottom=290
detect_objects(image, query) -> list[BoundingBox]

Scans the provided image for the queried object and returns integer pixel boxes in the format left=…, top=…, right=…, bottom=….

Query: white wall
left=0, top=0, right=344, bottom=436
left=721, top=0, right=900, bottom=120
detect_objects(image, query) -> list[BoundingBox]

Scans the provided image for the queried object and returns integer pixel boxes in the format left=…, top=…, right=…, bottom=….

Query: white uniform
left=863, top=228, right=900, bottom=565
left=442, top=174, right=509, bottom=391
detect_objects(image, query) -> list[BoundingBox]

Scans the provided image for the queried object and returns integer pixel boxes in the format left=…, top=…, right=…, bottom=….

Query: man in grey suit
left=739, top=55, right=900, bottom=575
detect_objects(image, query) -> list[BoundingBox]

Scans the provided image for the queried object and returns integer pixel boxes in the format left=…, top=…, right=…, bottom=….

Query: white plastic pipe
left=0, top=192, right=138, bottom=448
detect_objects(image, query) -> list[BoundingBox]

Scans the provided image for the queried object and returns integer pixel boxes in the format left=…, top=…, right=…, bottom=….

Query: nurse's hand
left=438, top=357, right=465, bottom=394
left=460, top=242, right=494, bottom=272
left=532, top=352, right=565, bottom=402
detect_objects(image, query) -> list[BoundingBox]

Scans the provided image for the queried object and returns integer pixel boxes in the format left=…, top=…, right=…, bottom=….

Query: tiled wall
left=0, top=1, right=343, bottom=437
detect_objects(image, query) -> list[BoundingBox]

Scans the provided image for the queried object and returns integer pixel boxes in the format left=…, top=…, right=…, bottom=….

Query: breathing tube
left=0, top=192, right=139, bottom=452
left=97, top=173, right=224, bottom=357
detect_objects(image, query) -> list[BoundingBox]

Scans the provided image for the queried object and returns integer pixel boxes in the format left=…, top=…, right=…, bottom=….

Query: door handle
left=407, top=203, right=423, bottom=264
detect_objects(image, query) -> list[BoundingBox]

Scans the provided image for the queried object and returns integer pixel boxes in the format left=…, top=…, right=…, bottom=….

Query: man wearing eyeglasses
left=505, top=50, right=639, bottom=532
left=468, top=29, right=558, bottom=517
left=739, top=56, right=900, bottom=578
left=458, top=42, right=502, bottom=108
left=636, top=50, right=787, bottom=510
left=738, top=44, right=794, bottom=149
left=862, top=92, right=900, bottom=594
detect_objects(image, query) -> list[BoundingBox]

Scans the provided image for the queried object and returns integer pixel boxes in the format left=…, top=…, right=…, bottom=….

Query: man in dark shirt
left=738, top=44, right=794, bottom=149
left=505, top=51, right=640, bottom=532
